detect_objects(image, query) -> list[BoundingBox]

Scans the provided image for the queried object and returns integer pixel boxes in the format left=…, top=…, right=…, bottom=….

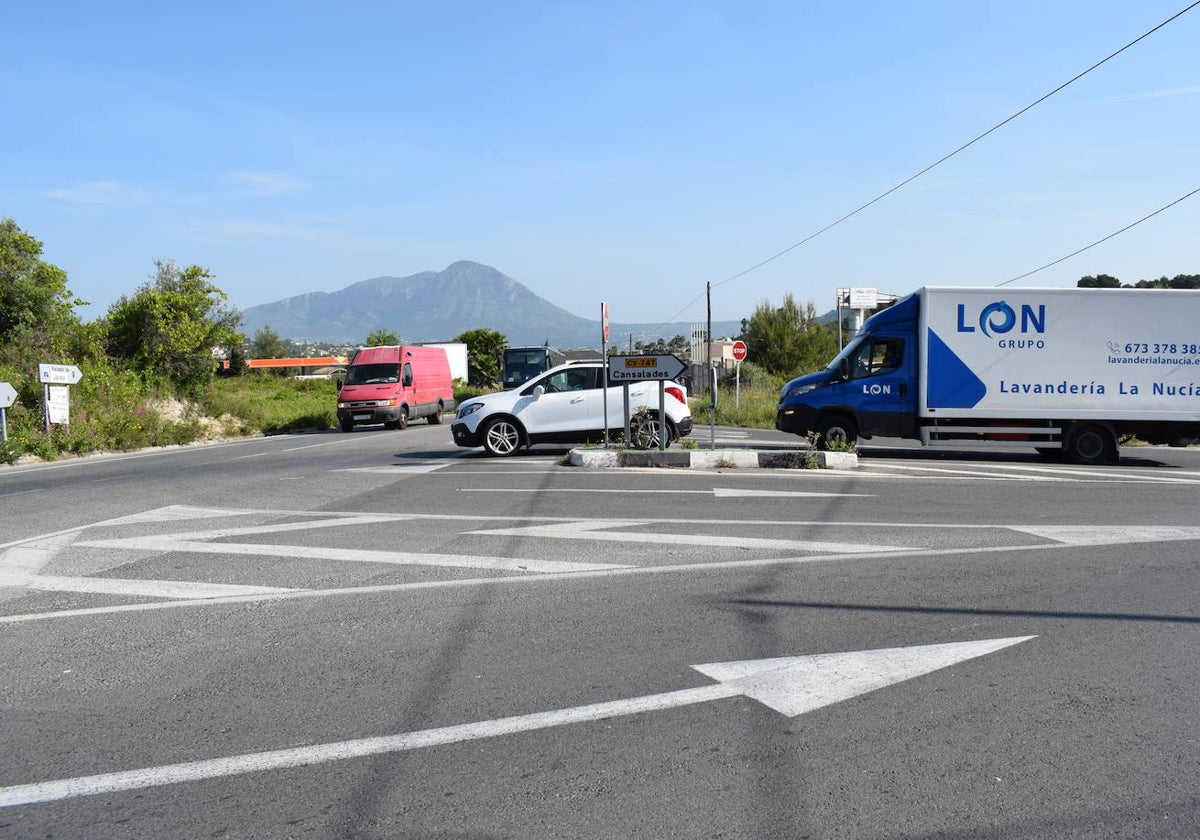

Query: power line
left=997, top=186, right=1200, bottom=287
left=695, top=0, right=1200, bottom=297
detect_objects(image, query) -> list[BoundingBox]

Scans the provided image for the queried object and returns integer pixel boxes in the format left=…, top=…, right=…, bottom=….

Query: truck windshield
left=826, top=337, right=865, bottom=373
left=344, top=364, right=400, bottom=385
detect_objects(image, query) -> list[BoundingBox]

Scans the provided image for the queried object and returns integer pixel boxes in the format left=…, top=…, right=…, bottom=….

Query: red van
left=336, top=345, right=455, bottom=431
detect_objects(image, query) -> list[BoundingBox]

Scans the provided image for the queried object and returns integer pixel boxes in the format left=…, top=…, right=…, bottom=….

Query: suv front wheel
left=482, top=417, right=523, bottom=456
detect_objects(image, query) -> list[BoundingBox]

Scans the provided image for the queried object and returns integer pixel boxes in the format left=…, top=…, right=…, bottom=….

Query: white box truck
left=776, top=287, right=1200, bottom=463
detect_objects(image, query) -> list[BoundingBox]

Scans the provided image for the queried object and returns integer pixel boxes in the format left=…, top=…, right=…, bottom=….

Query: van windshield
left=344, top=364, right=400, bottom=385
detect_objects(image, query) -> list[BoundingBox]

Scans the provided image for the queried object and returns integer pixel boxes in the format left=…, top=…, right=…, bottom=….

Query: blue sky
left=4, top=1, right=1198, bottom=330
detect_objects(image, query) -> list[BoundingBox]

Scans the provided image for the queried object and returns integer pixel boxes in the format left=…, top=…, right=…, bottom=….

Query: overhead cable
left=997, top=186, right=1200, bottom=286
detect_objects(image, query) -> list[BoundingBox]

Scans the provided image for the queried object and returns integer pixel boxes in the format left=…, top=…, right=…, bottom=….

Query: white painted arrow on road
left=0, top=636, right=1034, bottom=808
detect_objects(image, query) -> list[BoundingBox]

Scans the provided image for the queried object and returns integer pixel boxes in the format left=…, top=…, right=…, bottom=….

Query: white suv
left=451, top=362, right=693, bottom=456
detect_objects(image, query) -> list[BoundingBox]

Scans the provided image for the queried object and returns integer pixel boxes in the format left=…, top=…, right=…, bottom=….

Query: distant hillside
left=239, top=261, right=741, bottom=348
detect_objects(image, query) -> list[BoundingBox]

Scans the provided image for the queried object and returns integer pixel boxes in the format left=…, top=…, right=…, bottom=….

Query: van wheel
left=816, top=415, right=857, bottom=450
left=482, top=418, right=522, bottom=456
left=339, top=422, right=354, bottom=433
left=428, top=402, right=444, bottom=424
left=1067, top=424, right=1114, bottom=465
left=383, top=408, right=407, bottom=430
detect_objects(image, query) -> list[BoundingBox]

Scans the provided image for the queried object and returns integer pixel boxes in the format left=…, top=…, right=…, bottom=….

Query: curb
left=568, top=448, right=857, bottom=470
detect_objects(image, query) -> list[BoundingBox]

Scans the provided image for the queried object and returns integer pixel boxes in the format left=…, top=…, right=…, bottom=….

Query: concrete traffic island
left=567, top=447, right=858, bottom=470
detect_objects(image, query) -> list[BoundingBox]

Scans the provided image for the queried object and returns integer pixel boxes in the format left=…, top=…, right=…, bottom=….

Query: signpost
left=37, top=363, right=83, bottom=385
left=731, top=340, right=748, bottom=407
left=37, top=362, right=84, bottom=432
left=607, top=354, right=687, bottom=450
left=0, top=381, right=16, bottom=443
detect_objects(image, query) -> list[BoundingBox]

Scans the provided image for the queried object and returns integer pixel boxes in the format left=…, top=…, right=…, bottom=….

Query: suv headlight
left=457, top=402, right=484, bottom=419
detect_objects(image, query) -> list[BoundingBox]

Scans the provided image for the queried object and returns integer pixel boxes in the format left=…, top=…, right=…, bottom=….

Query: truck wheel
left=339, top=421, right=354, bottom=433
left=428, top=402, right=444, bottom=424
left=816, top=415, right=857, bottom=451
left=482, top=418, right=522, bottom=456
left=1067, top=424, right=1114, bottom=465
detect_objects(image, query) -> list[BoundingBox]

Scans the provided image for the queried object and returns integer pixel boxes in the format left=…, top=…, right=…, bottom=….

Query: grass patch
left=203, top=375, right=338, bottom=434
left=689, top=380, right=781, bottom=430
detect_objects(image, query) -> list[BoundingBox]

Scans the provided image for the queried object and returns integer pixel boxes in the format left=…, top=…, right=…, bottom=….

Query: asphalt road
left=2, top=426, right=1198, bottom=839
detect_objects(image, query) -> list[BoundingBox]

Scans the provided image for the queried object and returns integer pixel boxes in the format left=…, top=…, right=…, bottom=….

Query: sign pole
left=601, top=302, right=610, bottom=447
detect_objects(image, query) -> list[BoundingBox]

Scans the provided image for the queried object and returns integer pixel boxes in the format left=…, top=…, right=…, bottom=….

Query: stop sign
left=731, top=340, right=748, bottom=362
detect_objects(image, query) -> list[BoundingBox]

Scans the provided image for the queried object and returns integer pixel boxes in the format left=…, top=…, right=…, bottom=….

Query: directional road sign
left=37, top=363, right=83, bottom=385
left=0, top=381, right=16, bottom=409
left=607, top=353, right=686, bottom=384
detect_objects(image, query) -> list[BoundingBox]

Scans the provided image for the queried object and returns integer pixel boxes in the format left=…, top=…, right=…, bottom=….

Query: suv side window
left=542, top=367, right=598, bottom=393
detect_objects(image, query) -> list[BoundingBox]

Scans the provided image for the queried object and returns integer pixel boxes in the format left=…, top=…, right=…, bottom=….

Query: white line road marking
left=6, top=506, right=1200, bottom=624
left=867, top=462, right=1200, bottom=484
left=75, top=535, right=630, bottom=574
left=458, top=488, right=872, bottom=498
left=711, top=488, right=873, bottom=498
left=978, top=464, right=1200, bottom=484
left=335, top=463, right=450, bottom=474
left=0, top=637, right=1034, bottom=808
left=0, top=530, right=1186, bottom=626
left=98, top=505, right=266, bottom=526
left=0, top=572, right=297, bottom=599
left=0, top=533, right=79, bottom=577
left=461, top=488, right=713, bottom=494
left=1010, top=525, right=1200, bottom=545
left=103, top=515, right=418, bottom=542
left=471, top=520, right=905, bottom=554
left=864, top=464, right=1070, bottom=481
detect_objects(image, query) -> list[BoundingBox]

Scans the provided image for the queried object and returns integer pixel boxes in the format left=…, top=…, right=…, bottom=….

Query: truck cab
left=776, top=294, right=918, bottom=446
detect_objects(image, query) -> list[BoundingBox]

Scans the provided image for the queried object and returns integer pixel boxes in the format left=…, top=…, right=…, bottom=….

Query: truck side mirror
left=335, top=378, right=343, bottom=390
left=837, top=359, right=850, bottom=381
left=403, top=372, right=413, bottom=387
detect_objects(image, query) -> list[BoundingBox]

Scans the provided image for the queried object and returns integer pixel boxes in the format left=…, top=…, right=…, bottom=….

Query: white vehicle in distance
left=451, top=361, right=693, bottom=456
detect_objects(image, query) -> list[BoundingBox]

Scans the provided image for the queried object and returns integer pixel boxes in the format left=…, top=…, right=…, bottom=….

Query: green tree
left=366, top=329, right=399, bottom=346
left=1078, top=274, right=1121, bottom=288
left=105, top=260, right=243, bottom=398
left=633, top=334, right=689, bottom=358
left=248, top=325, right=289, bottom=359
left=0, top=218, right=84, bottom=357
left=454, top=328, right=508, bottom=388
left=740, top=294, right=838, bottom=378
left=1132, top=274, right=1200, bottom=289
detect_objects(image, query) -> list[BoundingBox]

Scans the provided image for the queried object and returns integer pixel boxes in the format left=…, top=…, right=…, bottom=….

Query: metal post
left=601, top=302, right=609, bottom=448
left=622, top=384, right=631, bottom=445
left=707, top=282, right=715, bottom=449
left=658, top=380, right=666, bottom=451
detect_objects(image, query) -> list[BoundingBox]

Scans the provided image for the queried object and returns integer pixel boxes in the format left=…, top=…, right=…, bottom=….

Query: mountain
left=239, top=261, right=742, bottom=348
